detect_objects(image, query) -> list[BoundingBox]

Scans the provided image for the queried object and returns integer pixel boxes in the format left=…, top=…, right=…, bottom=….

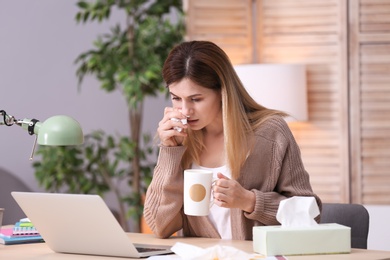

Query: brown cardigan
left=144, top=116, right=322, bottom=240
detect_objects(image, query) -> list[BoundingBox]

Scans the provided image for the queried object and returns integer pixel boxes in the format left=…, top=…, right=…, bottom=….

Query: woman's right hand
left=157, top=107, right=188, bottom=146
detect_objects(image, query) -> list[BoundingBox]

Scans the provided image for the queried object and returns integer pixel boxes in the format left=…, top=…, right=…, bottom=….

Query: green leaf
left=83, top=11, right=90, bottom=22
left=76, top=1, right=89, bottom=9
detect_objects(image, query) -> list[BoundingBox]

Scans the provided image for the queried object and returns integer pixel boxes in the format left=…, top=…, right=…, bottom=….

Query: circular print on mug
left=189, top=184, right=206, bottom=202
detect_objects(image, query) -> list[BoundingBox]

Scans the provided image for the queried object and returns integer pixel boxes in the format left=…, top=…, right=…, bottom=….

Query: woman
left=144, top=41, right=321, bottom=240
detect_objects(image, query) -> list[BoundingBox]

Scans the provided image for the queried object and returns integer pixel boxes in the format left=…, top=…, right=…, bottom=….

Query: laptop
left=11, top=192, right=173, bottom=258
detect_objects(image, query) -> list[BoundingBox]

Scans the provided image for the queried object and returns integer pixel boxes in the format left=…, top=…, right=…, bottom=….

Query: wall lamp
left=0, top=110, right=84, bottom=159
left=234, top=64, right=308, bottom=122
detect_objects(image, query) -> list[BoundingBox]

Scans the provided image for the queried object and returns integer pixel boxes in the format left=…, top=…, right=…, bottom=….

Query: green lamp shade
left=37, top=115, right=84, bottom=146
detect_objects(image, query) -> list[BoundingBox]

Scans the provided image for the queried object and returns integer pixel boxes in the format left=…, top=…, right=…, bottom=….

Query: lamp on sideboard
left=234, top=64, right=308, bottom=122
left=0, top=110, right=84, bottom=159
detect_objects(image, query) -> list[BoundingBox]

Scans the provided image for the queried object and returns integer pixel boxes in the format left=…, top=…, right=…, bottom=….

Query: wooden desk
left=1, top=232, right=390, bottom=259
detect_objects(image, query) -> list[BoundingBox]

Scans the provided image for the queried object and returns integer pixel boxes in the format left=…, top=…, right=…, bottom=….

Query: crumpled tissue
left=170, top=242, right=252, bottom=260
left=276, top=196, right=320, bottom=227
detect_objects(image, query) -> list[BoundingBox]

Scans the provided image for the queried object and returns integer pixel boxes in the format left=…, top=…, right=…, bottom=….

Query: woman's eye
left=191, top=98, right=201, bottom=102
left=172, top=97, right=181, bottom=101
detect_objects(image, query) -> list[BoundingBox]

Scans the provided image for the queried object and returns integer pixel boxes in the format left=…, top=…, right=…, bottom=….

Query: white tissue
left=276, top=196, right=319, bottom=227
left=170, top=118, right=187, bottom=132
left=170, top=242, right=252, bottom=260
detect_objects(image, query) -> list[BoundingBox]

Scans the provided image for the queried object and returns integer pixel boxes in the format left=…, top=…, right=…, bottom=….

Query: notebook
left=0, top=227, right=43, bottom=245
left=11, top=192, right=172, bottom=258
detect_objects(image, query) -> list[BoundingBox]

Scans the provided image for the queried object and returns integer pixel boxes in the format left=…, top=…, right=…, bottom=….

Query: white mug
left=184, top=169, right=214, bottom=216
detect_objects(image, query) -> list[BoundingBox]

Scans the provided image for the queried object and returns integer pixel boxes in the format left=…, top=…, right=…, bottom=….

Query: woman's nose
left=180, top=102, right=193, bottom=116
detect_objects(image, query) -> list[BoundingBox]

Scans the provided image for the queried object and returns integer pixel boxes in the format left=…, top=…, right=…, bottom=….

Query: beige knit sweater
left=144, top=116, right=322, bottom=240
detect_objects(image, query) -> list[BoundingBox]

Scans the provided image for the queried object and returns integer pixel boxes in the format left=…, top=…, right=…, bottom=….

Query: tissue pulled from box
left=276, top=196, right=320, bottom=227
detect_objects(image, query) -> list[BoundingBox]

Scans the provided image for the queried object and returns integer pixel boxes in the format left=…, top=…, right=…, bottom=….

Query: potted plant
left=33, top=0, right=185, bottom=232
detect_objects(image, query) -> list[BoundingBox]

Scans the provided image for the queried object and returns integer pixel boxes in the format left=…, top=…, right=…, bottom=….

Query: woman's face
left=169, top=78, right=222, bottom=131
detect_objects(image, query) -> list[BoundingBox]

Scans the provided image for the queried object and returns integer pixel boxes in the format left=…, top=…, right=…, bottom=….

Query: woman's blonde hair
left=162, top=41, right=287, bottom=179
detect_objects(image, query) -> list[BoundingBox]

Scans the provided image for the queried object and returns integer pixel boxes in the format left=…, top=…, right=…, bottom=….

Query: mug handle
left=209, top=180, right=217, bottom=208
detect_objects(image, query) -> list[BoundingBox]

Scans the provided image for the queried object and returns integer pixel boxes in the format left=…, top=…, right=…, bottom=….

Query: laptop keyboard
left=136, top=247, right=167, bottom=253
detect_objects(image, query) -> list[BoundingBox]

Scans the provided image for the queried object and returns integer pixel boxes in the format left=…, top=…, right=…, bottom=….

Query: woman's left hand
left=213, top=172, right=255, bottom=213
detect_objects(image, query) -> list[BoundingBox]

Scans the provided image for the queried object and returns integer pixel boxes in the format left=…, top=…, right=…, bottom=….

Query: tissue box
left=253, top=223, right=351, bottom=256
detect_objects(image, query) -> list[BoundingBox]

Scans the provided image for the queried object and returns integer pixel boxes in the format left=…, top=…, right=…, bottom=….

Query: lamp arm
left=1, top=110, right=43, bottom=160
left=0, top=110, right=17, bottom=126
left=1, top=110, right=41, bottom=135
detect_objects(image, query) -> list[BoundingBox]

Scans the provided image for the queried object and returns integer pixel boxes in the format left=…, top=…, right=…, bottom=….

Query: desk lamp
left=0, top=110, right=84, bottom=159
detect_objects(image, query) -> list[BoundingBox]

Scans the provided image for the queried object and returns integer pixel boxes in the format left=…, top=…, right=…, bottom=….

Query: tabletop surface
left=1, top=232, right=390, bottom=259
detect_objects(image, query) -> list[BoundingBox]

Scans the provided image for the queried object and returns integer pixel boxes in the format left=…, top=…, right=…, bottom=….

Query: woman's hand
left=157, top=107, right=188, bottom=147
left=213, top=172, right=255, bottom=213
